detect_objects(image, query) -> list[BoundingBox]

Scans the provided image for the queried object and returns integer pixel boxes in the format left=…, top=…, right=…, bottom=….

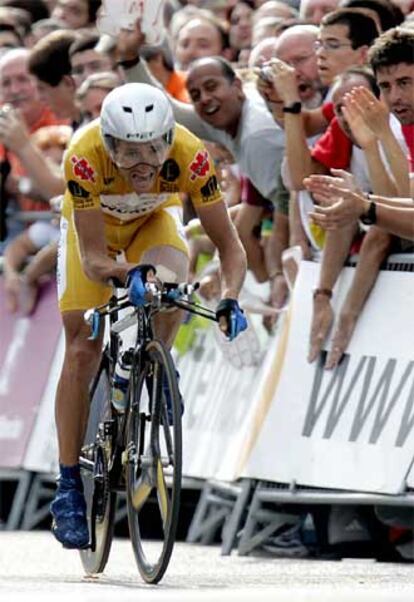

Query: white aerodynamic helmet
left=100, top=82, right=175, bottom=155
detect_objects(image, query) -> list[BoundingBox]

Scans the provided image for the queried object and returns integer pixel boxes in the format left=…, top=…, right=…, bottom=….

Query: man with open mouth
left=50, top=82, right=248, bottom=550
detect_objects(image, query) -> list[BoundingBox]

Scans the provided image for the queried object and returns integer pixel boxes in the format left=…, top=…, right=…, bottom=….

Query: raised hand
left=268, top=58, right=301, bottom=106
left=347, top=86, right=390, bottom=139
left=256, top=71, right=283, bottom=104
left=0, top=106, right=30, bottom=155
left=342, top=93, right=377, bottom=150
left=116, top=19, right=146, bottom=61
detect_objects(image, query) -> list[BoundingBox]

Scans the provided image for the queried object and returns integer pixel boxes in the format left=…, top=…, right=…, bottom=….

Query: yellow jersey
left=62, top=119, right=222, bottom=225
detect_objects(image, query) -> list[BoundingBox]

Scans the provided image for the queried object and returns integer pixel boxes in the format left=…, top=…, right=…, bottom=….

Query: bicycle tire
left=126, top=339, right=182, bottom=584
left=80, top=360, right=117, bottom=575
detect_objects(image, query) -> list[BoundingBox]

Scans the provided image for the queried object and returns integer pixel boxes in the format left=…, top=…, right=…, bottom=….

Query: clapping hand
left=342, top=90, right=379, bottom=150
left=308, top=188, right=367, bottom=230
left=346, top=86, right=390, bottom=139
left=304, top=169, right=360, bottom=206
left=304, top=170, right=366, bottom=229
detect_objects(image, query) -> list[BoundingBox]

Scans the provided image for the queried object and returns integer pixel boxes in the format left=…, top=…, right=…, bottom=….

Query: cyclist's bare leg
left=55, top=310, right=103, bottom=465
left=140, top=246, right=189, bottom=348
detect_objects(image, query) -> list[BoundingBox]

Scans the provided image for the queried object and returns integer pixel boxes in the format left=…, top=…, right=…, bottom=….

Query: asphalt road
left=1, top=532, right=413, bottom=602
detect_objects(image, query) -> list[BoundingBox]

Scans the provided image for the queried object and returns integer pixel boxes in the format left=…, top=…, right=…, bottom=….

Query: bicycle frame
left=84, top=282, right=217, bottom=456
left=79, top=281, right=217, bottom=580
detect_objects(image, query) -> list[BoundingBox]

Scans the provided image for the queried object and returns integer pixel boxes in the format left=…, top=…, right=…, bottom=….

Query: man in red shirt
left=368, top=27, right=414, bottom=177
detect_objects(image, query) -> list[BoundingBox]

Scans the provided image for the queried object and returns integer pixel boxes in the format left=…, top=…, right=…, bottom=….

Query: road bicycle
left=78, top=280, right=216, bottom=583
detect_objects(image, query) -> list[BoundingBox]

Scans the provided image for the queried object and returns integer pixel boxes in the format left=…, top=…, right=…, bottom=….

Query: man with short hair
left=28, top=29, right=80, bottom=124
left=0, top=47, right=66, bottom=311
left=275, top=24, right=324, bottom=109
left=174, top=16, right=229, bottom=71
left=316, top=8, right=380, bottom=87
left=0, top=48, right=64, bottom=243
left=51, top=0, right=101, bottom=30
left=69, top=32, right=115, bottom=86
left=369, top=27, right=414, bottom=172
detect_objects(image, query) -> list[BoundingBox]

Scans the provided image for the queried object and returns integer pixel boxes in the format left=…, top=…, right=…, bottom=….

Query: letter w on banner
left=240, top=261, right=414, bottom=495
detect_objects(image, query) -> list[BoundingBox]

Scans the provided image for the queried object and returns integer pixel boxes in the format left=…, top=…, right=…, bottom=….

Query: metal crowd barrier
left=187, top=253, right=414, bottom=557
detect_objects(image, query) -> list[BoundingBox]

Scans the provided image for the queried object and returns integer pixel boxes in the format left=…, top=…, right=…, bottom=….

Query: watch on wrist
left=360, top=200, right=377, bottom=225
left=283, top=102, right=302, bottom=114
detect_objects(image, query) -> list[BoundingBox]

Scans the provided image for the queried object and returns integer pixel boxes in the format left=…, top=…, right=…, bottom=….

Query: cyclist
left=51, top=82, right=248, bottom=549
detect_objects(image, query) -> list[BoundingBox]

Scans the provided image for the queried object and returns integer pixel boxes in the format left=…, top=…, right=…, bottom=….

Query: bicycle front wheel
left=79, top=360, right=117, bottom=575
left=126, top=339, right=182, bottom=584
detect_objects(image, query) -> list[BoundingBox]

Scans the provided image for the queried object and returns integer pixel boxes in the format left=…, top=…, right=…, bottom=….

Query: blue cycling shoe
left=50, top=475, right=89, bottom=549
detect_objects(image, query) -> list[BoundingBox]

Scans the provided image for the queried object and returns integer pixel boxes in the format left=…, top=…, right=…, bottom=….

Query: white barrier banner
left=0, top=279, right=61, bottom=471
left=240, top=261, right=414, bottom=494
left=178, top=317, right=280, bottom=482
left=407, top=464, right=414, bottom=489
left=23, top=333, right=63, bottom=474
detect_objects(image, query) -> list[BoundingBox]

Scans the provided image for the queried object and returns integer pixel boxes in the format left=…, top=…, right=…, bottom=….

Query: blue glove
left=215, top=298, right=247, bottom=341
left=126, top=264, right=156, bottom=307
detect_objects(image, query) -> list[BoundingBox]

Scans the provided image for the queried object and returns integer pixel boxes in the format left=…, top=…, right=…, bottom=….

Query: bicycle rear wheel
left=126, top=339, right=182, bottom=584
left=79, top=360, right=117, bottom=575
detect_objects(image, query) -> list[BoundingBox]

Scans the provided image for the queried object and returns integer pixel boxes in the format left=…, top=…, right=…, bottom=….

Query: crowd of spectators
left=0, top=0, right=413, bottom=558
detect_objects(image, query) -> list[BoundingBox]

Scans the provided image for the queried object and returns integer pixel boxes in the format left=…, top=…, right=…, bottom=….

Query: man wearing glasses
left=274, top=24, right=325, bottom=110
left=315, top=8, right=379, bottom=89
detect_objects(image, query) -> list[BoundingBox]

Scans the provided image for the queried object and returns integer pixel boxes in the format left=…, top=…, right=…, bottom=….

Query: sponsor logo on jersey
left=160, top=159, right=180, bottom=182
left=71, top=155, right=95, bottom=183
left=160, top=182, right=179, bottom=193
left=100, top=193, right=170, bottom=220
left=201, top=175, right=219, bottom=202
left=67, top=180, right=90, bottom=199
left=189, top=150, right=210, bottom=181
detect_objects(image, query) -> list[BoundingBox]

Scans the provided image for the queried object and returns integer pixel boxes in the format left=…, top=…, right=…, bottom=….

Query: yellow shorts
left=57, top=205, right=188, bottom=312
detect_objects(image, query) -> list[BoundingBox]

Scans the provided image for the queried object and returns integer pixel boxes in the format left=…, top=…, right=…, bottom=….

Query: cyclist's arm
left=197, top=201, right=247, bottom=299
left=74, top=208, right=136, bottom=285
